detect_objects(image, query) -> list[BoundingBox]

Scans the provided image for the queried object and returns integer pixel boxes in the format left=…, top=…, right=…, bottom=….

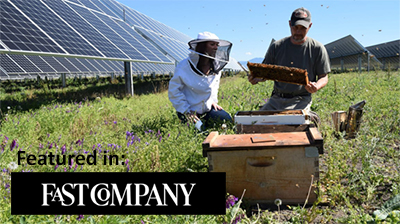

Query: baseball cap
left=290, top=7, right=311, bottom=28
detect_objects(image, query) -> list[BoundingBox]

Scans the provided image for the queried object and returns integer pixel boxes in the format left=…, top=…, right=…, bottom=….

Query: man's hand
left=305, top=74, right=328, bottom=93
left=305, top=82, right=319, bottom=93
left=248, top=74, right=266, bottom=85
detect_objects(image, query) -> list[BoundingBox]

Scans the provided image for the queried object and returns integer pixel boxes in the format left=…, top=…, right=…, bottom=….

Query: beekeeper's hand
left=248, top=74, right=266, bottom=85
left=305, top=82, right=319, bottom=93
left=185, top=111, right=200, bottom=123
left=212, top=102, right=223, bottom=111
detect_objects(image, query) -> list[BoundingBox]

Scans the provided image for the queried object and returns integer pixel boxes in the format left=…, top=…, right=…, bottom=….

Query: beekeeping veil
left=188, top=32, right=232, bottom=75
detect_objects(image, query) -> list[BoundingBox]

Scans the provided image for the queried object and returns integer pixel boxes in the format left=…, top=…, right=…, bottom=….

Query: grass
left=0, top=70, right=399, bottom=223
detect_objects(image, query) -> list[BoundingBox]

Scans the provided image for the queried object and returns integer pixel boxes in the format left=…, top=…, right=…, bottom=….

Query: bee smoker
left=345, top=100, right=366, bottom=139
left=331, top=100, right=366, bottom=138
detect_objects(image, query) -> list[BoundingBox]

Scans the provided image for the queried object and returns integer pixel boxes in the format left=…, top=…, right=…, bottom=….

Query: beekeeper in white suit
left=168, top=31, right=233, bottom=131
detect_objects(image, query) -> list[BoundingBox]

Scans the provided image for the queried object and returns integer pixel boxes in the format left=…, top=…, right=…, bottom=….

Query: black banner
left=11, top=172, right=226, bottom=215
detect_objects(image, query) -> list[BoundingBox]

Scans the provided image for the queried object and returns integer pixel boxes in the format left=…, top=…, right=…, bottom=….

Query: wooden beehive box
left=202, top=127, right=323, bottom=205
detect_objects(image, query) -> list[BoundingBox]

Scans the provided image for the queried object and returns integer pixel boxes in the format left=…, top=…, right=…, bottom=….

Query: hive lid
left=202, top=128, right=323, bottom=157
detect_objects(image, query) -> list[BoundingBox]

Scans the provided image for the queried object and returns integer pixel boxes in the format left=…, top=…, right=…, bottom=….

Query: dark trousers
left=177, top=108, right=232, bottom=130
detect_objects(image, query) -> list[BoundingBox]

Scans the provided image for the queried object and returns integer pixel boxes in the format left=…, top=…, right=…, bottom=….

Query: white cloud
left=245, top=52, right=252, bottom=55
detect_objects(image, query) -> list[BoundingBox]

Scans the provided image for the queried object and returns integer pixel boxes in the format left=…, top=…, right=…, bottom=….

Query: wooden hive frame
left=247, top=62, right=309, bottom=86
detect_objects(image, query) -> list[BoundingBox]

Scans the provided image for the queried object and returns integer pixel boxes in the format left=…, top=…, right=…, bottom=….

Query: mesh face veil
left=188, top=32, right=232, bottom=75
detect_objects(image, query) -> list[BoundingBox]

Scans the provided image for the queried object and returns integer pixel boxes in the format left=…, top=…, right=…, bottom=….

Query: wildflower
left=69, top=159, right=74, bottom=169
left=10, top=139, right=16, bottom=151
left=76, top=215, right=84, bottom=221
left=8, top=162, right=18, bottom=170
left=232, top=214, right=244, bottom=224
left=7, top=106, right=10, bottom=110
left=55, top=164, right=59, bottom=171
left=226, top=195, right=238, bottom=208
left=5, top=183, right=10, bottom=189
left=61, top=145, right=66, bottom=154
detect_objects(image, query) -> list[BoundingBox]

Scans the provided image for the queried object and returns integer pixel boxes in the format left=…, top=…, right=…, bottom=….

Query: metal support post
left=124, top=61, right=134, bottom=96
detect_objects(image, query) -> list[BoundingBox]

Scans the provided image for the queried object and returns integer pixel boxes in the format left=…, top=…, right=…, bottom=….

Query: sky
left=117, top=0, right=399, bottom=62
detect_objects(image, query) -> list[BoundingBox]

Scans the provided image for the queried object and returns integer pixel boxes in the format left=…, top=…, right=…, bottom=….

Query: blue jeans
left=177, top=108, right=232, bottom=130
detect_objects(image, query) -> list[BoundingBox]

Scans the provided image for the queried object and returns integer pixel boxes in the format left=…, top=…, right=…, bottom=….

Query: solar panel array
left=325, top=35, right=385, bottom=71
left=366, top=40, right=400, bottom=70
left=1, top=0, right=397, bottom=80
left=1, top=0, right=193, bottom=80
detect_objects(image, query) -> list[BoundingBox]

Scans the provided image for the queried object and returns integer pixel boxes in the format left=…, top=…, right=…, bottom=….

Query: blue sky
left=117, top=0, right=400, bottom=62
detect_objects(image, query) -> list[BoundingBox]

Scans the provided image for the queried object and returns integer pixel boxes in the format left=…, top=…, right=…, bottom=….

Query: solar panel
left=67, top=57, right=91, bottom=72
left=77, top=58, right=100, bottom=72
left=25, top=55, right=57, bottom=73
left=325, top=35, right=366, bottom=59
left=0, top=66, right=9, bottom=79
left=0, top=0, right=64, bottom=53
left=64, top=0, right=82, bottom=5
left=94, top=59, right=115, bottom=72
left=65, top=2, right=171, bottom=63
left=114, top=20, right=171, bottom=62
left=9, top=54, right=41, bottom=73
left=53, top=57, right=80, bottom=72
left=76, top=0, right=104, bottom=13
left=40, top=56, right=69, bottom=73
left=136, top=28, right=186, bottom=61
left=104, top=60, right=123, bottom=71
left=367, top=40, right=400, bottom=58
left=43, top=0, right=128, bottom=59
left=89, top=0, right=121, bottom=19
left=0, top=54, right=25, bottom=73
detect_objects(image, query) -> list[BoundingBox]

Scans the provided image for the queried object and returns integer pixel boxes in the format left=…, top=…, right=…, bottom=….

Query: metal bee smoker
left=345, top=100, right=366, bottom=139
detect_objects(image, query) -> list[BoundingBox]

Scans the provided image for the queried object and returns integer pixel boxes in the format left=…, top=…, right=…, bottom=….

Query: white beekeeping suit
left=168, top=32, right=232, bottom=114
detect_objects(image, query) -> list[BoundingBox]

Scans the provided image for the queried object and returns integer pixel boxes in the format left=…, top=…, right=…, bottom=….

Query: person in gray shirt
left=249, top=7, right=330, bottom=112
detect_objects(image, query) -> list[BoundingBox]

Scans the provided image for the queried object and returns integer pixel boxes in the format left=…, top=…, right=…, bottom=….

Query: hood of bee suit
left=188, top=31, right=232, bottom=75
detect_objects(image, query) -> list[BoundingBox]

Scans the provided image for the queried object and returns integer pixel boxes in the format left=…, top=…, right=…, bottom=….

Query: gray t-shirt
left=262, top=36, right=331, bottom=95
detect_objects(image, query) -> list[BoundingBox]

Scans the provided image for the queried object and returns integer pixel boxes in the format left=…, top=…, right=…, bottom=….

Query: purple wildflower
left=61, top=145, right=66, bottom=154
left=55, top=164, right=59, bottom=171
left=232, top=214, right=244, bottom=224
left=10, top=139, right=16, bottom=151
left=77, top=215, right=84, bottom=221
left=5, top=183, right=10, bottom=189
left=226, top=195, right=238, bottom=208
left=69, top=159, right=74, bottom=169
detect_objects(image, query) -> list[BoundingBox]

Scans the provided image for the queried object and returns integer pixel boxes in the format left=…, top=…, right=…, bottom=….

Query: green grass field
left=0, top=70, right=399, bottom=223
